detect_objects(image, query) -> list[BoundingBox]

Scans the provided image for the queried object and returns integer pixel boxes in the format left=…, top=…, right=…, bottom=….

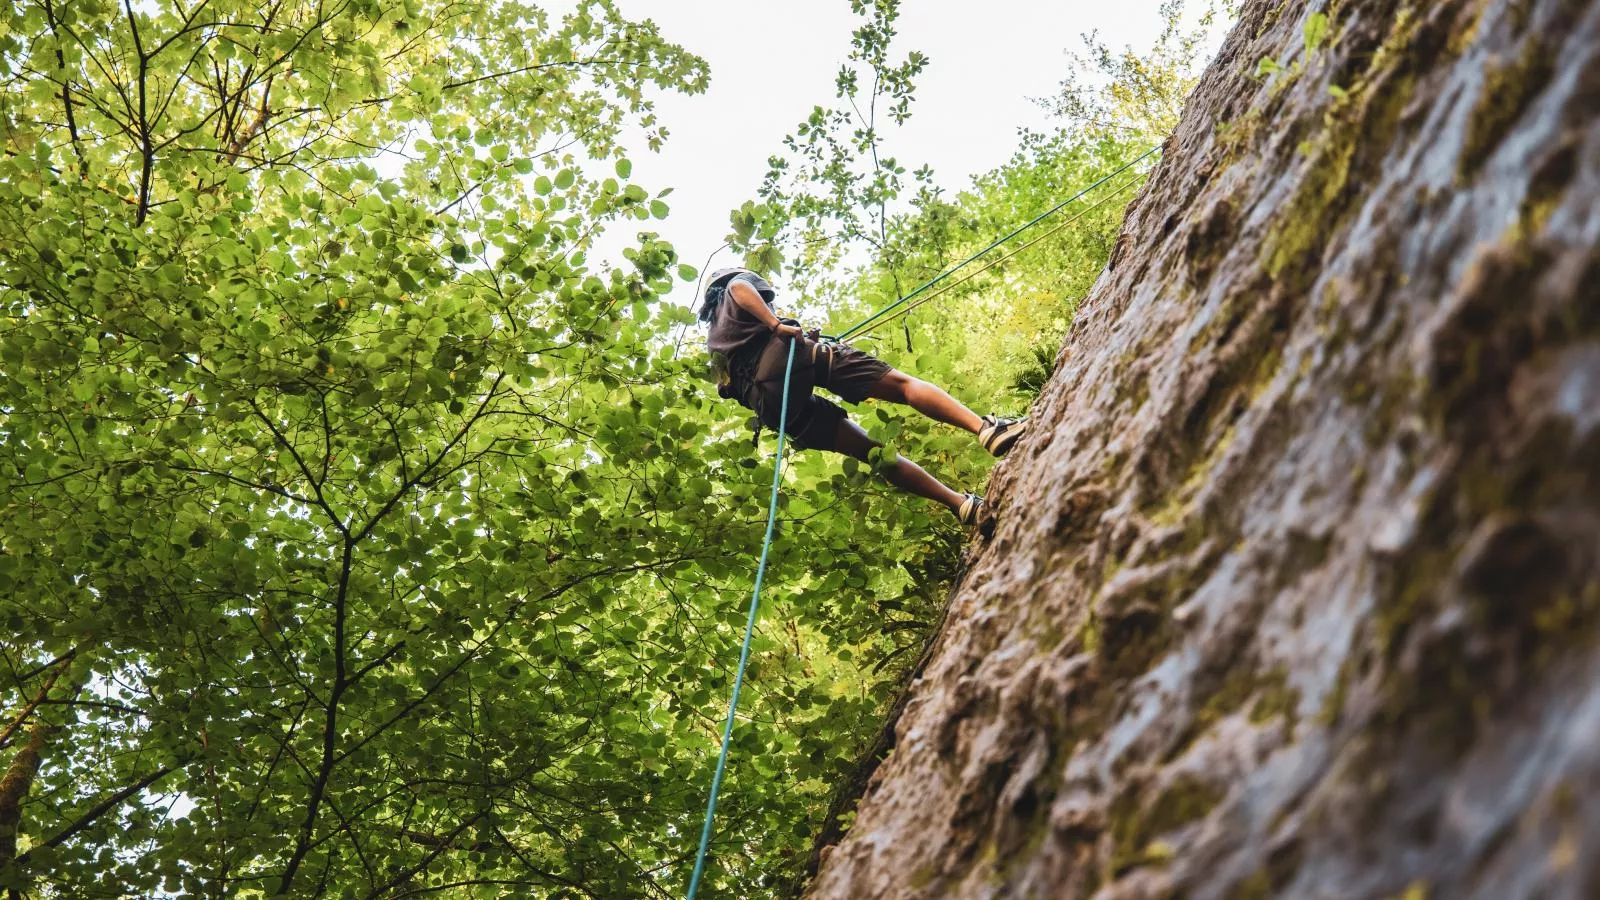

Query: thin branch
left=41, top=0, right=88, bottom=177
left=245, top=395, right=347, bottom=534
left=0, top=653, right=73, bottom=752
left=123, top=0, right=155, bottom=225
left=15, top=763, right=177, bottom=864
left=276, top=536, right=354, bottom=893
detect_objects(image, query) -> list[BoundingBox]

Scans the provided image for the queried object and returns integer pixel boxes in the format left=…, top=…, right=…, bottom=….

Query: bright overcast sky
left=583, top=1, right=1178, bottom=308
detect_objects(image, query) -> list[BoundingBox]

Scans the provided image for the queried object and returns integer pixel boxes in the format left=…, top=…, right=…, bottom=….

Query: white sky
left=594, top=0, right=1177, bottom=309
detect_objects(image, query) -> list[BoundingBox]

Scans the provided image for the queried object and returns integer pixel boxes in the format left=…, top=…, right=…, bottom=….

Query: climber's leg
left=830, top=418, right=967, bottom=513
left=818, top=343, right=1029, bottom=458
left=865, top=370, right=983, bottom=434
left=866, top=370, right=1030, bottom=457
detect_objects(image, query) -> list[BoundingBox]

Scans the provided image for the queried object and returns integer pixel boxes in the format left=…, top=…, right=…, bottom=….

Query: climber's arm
left=729, top=279, right=801, bottom=337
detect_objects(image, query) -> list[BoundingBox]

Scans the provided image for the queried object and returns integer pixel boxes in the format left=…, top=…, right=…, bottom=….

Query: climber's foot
left=979, top=415, right=1028, bottom=457
left=957, top=493, right=985, bottom=526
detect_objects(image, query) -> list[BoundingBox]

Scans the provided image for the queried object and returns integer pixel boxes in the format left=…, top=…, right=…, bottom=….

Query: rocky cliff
left=807, top=0, right=1600, bottom=897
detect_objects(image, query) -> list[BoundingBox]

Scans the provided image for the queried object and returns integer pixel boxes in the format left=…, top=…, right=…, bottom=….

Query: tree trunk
left=808, top=0, right=1600, bottom=897
left=0, top=721, right=52, bottom=871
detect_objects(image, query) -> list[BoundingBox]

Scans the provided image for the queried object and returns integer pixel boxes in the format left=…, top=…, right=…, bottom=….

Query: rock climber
left=700, top=266, right=1027, bottom=525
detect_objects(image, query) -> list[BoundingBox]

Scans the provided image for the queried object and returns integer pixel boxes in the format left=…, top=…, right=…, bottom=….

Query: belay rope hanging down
left=683, top=146, right=1159, bottom=898
left=685, top=340, right=797, bottom=900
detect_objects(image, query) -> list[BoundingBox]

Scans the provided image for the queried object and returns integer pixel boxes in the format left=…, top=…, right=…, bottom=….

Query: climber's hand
left=773, top=321, right=803, bottom=339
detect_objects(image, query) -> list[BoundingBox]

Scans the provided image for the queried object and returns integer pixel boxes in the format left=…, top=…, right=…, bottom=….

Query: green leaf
left=1304, top=12, right=1329, bottom=53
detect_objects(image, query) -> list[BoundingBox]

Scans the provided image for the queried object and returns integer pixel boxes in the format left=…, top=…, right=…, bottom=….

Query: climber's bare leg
left=865, top=370, right=983, bottom=435
left=832, top=418, right=965, bottom=512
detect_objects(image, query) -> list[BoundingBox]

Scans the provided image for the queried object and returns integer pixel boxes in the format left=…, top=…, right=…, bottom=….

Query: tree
left=729, top=0, right=931, bottom=287
left=0, top=0, right=988, bottom=893
left=0, top=0, right=736, bottom=895
left=1045, top=0, right=1237, bottom=143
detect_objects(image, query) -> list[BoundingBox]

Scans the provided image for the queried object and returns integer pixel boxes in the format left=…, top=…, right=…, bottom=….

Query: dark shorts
left=727, top=335, right=892, bottom=452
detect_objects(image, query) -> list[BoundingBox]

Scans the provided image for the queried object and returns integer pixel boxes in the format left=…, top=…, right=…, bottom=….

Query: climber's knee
left=830, top=418, right=878, bottom=462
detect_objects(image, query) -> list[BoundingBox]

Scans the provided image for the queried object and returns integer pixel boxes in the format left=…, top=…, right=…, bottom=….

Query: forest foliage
left=0, top=0, right=1221, bottom=896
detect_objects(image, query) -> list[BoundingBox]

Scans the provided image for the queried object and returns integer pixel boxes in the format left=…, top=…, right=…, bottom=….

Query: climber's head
left=697, top=266, right=775, bottom=322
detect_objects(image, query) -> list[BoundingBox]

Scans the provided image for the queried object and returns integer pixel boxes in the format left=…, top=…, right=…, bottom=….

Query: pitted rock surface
left=806, top=0, right=1600, bottom=897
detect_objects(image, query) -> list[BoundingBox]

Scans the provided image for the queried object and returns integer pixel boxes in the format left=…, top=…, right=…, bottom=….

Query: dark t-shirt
left=706, top=273, right=778, bottom=357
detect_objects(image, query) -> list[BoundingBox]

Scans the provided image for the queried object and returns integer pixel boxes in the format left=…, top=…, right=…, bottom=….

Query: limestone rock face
left=806, top=0, right=1600, bottom=897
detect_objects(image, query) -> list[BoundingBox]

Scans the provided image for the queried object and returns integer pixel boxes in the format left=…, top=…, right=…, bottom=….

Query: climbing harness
left=686, top=338, right=797, bottom=900
left=684, top=148, right=1158, bottom=896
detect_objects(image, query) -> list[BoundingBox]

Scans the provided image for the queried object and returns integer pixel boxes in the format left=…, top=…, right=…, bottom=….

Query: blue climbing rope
left=686, top=338, right=798, bottom=900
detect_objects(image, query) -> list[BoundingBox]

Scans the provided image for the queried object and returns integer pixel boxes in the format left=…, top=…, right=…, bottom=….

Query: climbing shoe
left=957, top=493, right=985, bottom=526
left=978, top=415, right=1029, bottom=457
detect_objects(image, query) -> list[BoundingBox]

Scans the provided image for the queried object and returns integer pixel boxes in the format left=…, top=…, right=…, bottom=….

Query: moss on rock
left=1460, top=39, right=1556, bottom=177
left=1109, top=775, right=1226, bottom=877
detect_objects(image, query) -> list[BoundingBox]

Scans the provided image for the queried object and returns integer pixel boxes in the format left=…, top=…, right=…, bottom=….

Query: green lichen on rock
left=1317, top=655, right=1355, bottom=727
left=1249, top=666, right=1302, bottom=730
left=1256, top=0, right=1289, bottom=39
left=1147, top=316, right=1286, bottom=533
left=1264, top=73, right=1414, bottom=282
left=1078, top=607, right=1102, bottom=656
left=1213, top=106, right=1265, bottom=167
left=1515, top=134, right=1578, bottom=240
left=1235, top=868, right=1274, bottom=900
left=907, top=861, right=939, bottom=891
left=1109, top=775, right=1225, bottom=876
left=1148, top=425, right=1237, bottom=529
left=1232, top=834, right=1308, bottom=900
left=1203, top=664, right=1260, bottom=723
left=1446, top=0, right=1490, bottom=56
left=1459, top=39, right=1555, bottom=177
left=1170, top=660, right=1301, bottom=762
left=1264, top=5, right=1424, bottom=285
left=1374, top=417, right=1600, bottom=753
